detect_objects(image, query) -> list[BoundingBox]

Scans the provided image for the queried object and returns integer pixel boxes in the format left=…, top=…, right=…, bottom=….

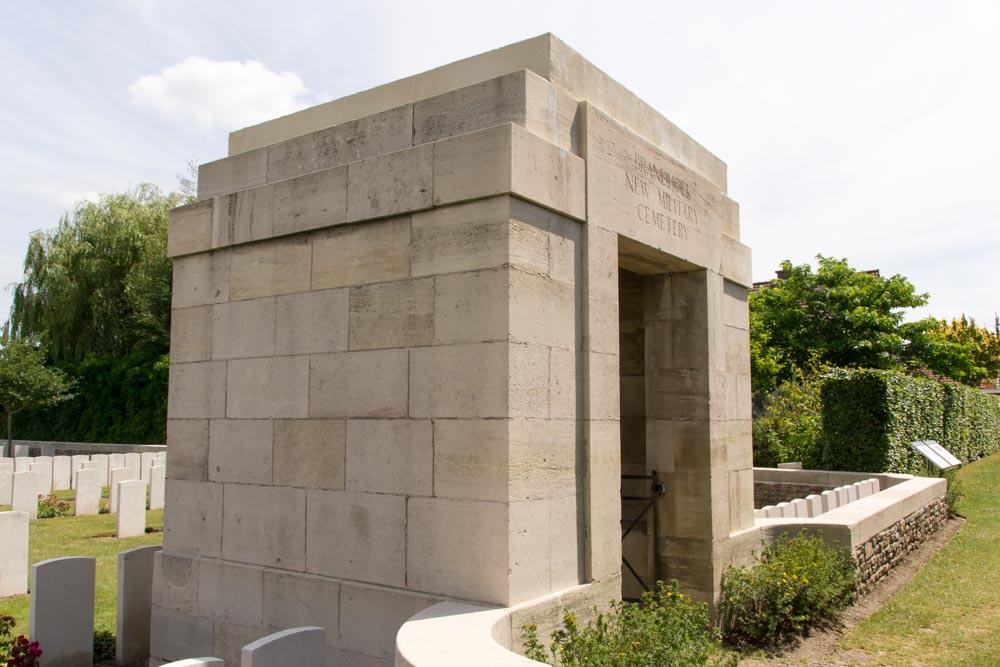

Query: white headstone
left=52, top=456, right=72, bottom=491
left=791, top=498, right=810, bottom=518
left=14, top=456, right=34, bottom=473
left=11, top=471, right=38, bottom=518
left=70, top=455, right=89, bottom=487
left=778, top=501, right=796, bottom=518
left=821, top=489, right=838, bottom=512
left=855, top=481, right=870, bottom=499
left=846, top=484, right=859, bottom=502
left=835, top=486, right=851, bottom=506
left=0, top=458, right=13, bottom=474
left=74, top=468, right=101, bottom=516
left=0, top=470, right=12, bottom=506
left=241, top=627, right=326, bottom=667
left=109, top=453, right=125, bottom=474
left=140, top=452, right=158, bottom=482
left=109, top=466, right=136, bottom=513
left=29, top=461, right=52, bottom=496
left=149, top=465, right=166, bottom=510
left=116, top=479, right=148, bottom=538
left=117, top=545, right=162, bottom=664
left=124, top=452, right=141, bottom=479
left=30, top=557, right=96, bottom=666
left=869, top=478, right=881, bottom=494
left=0, top=511, right=29, bottom=597
left=805, top=494, right=823, bottom=517
left=90, top=453, right=110, bottom=487
left=753, top=509, right=764, bottom=520
left=763, top=505, right=782, bottom=519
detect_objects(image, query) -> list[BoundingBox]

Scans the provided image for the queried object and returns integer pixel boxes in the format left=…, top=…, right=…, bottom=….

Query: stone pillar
left=644, top=271, right=755, bottom=603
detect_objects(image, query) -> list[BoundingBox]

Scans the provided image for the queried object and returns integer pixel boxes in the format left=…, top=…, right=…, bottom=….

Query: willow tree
left=7, top=184, right=186, bottom=363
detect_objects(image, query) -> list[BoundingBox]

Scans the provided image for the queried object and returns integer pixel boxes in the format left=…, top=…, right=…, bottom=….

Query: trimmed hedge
left=12, top=351, right=168, bottom=444
left=819, top=369, right=1000, bottom=473
left=943, top=383, right=1000, bottom=462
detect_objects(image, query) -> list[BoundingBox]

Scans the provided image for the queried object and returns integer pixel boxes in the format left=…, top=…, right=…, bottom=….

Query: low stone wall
left=753, top=467, right=905, bottom=509
left=11, top=440, right=166, bottom=458
left=853, top=496, right=948, bottom=596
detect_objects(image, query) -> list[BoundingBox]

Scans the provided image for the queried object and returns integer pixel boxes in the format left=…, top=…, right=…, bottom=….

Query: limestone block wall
left=156, top=69, right=596, bottom=665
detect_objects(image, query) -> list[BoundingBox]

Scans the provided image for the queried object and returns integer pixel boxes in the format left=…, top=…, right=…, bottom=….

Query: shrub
left=752, top=373, right=824, bottom=468
left=523, top=580, right=736, bottom=666
left=92, top=630, right=115, bottom=662
left=718, top=531, right=856, bottom=649
left=942, top=383, right=1000, bottom=462
left=0, top=615, right=41, bottom=667
left=36, top=495, right=70, bottom=519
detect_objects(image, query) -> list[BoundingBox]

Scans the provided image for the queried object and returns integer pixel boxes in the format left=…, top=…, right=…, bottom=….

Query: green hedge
left=942, top=383, right=1000, bottom=462
left=819, top=369, right=1000, bottom=473
left=12, top=351, right=168, bottom=444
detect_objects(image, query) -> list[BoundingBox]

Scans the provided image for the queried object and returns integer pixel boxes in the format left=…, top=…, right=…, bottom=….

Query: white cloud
left=129, top=57, right=312, bottom=130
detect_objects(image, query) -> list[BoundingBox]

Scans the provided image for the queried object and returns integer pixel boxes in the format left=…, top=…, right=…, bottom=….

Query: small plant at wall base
left=718, top=531, right=856, bottom=650
left=522, top=580, right=736, bottom=666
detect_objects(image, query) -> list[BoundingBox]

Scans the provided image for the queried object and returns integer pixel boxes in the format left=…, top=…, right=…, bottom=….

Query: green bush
left=92, top=629, right=115, bottom=662
left=820, top=369, right=944, bottom=473
left=752, top=374, right=824, bottom=468
left=942, top=383, right=1000, bottom=462
left=718, top=531, right=856, bottom=649
left=523, top=580, right=735, bottom=667
left=36, top=495, right=71, bottom=519
left=13, top=351, right=168, bottom=444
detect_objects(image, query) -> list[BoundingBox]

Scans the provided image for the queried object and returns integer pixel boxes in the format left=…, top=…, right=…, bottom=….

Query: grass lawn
left=0, top=486, right=163, bottom=637
left=837, top=451, right=1000, bottom=666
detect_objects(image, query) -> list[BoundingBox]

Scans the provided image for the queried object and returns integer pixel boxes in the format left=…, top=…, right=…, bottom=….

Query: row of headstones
left=0, top=453, right=165, bottom=519
left=4, top=543, right=325, bottom=667
left=0, top=451, right=165, bottom=495
left=754, top=478, right=881, bottom=520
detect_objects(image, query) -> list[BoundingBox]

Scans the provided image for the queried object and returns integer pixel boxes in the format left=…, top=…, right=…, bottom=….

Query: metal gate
left=621, top=470, right=665, bottom=602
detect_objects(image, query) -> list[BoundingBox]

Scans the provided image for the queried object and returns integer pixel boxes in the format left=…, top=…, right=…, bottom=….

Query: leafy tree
left=6, top=184, right=189, bottom=363
left=750, top=256, right=936, bottom=394
left=0, top=335, right=74, bottom=456
left=918, top=315, right=1000, bottom=387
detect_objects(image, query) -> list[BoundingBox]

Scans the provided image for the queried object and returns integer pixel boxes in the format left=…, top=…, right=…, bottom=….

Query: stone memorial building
left=155, top=34, right=758, bottom=665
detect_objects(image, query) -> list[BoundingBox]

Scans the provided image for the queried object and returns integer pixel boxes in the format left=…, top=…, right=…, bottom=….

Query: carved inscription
left=623, top=153, right=698, bottom=241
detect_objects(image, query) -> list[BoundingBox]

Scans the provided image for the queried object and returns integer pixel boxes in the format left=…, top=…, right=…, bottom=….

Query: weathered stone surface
left=212, top=298, right=276, bottom=360
left=432, top=268, right=508, bottom=345
left=407, top=496, right=508, bottom=604
left=208, top=420, right=273, bottom=484
left=168, top=200, right=214, bottom=258
left=305, top=489, right=405, bottom=586
left=346, top=143, right=432, bottom=222
left=226, top=356, right=309, bottom=419
left=312, top=216, right=411, bottom=289
left=0, top=511, right=29, bottom=597
left=309, top=350, right=408, bottom=418
left=222, top=484, right=306, bottom=570
left=345, top=419, right=432, bottom=496
left=230, top=237, right=312, bottom=300
left=31, top=557, right=96, bottom=667
left=198, top=148, right=267, bottom=200
left=275, top=288, right=349, bottom=355
left=168, top=362, right=227, bottom=419
left=117, top=545, right=162, bottom=664
left=272, top=166, right=348, bottom=236
left=433, top=419, right=508, bottom=503
left=166, top=419, right=210, bottom=482
left=411, top=198, right=509, bottom=277
left=171, top=251, right=230, bottom=309
left=410, top=343, right=507, bottom=418
left=150, top=606, right=215, bottom=662
left=163, top=480, right=223, bottom=557
left=262, top=571, right=340, bottom=645
left=349, top=278, right=434, bottom=350
left=214, top=184, right=274, bottom=247
left=272, top=419, right=346, bottom=490
left=338, top=584, right=439, bottom=661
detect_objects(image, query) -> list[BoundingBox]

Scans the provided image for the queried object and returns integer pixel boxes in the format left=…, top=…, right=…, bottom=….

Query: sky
left=1, top=1, right=998, bottom=327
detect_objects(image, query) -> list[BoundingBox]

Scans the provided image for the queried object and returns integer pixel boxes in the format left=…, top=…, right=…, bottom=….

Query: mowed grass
left=0, top=486, right=163, bottom=636
left=838, top=451, right=1000, bottom=666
